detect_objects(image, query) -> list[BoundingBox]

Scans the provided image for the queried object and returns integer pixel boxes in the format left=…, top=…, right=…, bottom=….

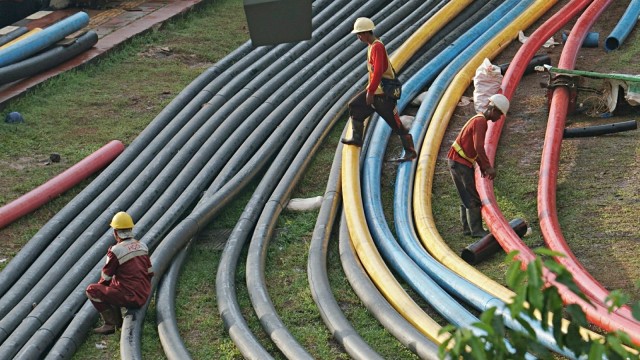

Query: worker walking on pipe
left=447, top=94, right=509, bottom=237
left=341, top=17, right=417, bottom=162
left=85, top=211, right=154, bottom=335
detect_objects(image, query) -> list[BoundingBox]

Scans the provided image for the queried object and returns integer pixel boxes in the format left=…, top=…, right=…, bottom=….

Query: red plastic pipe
left=0, top=140, right=124, bottom=229
left=539, top=0, right=637, bottom=318
left=476, top=0, right=640, bottom=345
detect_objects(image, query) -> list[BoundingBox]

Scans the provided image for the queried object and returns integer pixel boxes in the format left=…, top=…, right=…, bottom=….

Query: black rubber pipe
left=307, top=139, right=384, bottom=360
left=0, top=42, right=279, bottom=352
left=563, top=120, right=637, bottom=138
left=461, top=218, right=528, bottom=265
left=118, top=0, right=382, bottom=357
left=244, top=0, right=447, bottom=357
left=1, top=16, right=290, bottom=352
left=499, top=53, right=551, bottom=76
left=22, top=22, right=327, bottom=360
left=38, top=0, right=348, bottom=358
left=0, top=39, right=255, bottom=302
left=0, top=64, right=217, bottom=302
left=135, top=0, right=373, bottom=251
left=132, top=7, right=378, bottom=358
left=156, top=241, right=193, bottom=360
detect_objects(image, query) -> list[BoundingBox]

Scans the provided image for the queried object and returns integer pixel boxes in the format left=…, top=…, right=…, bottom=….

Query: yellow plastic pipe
left=414, top=0, right=555, bottom=308
left=340, top=0, right=474, bottom=344
left=342, top=142, right=446, bottom=343
left=412, top=0, right=608, bottom=343
left=391, top=0, right=474, bottom=69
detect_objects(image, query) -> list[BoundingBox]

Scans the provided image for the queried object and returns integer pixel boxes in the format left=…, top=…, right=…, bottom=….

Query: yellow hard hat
left=352, top=17, right=375, bottom=34
left=110, top=211, right=134, bottom=230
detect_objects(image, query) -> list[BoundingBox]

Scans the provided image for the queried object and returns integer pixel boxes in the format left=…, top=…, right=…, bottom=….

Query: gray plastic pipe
left=244, top=0, right=446, bottom=357
left=3, top=39, right=260, bottom=360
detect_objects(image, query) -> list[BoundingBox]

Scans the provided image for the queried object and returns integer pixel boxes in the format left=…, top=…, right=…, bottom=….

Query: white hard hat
left=352, top=17, right=375, bottom=34
left=488, top=94, right=509, bottom=115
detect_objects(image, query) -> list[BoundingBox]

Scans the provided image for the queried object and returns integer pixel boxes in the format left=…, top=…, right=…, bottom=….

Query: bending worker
left=447, top=94, right=509, bottom=238
left=341, top=17, right=417, bottom=162
left=86, top=211, right=154, bottom=335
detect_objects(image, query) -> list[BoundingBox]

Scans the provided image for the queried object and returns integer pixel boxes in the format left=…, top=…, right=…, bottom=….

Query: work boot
left=111, top=305, right=123, bottom=328
left=467, top=207, right=489, bottom=238
left=395, top=133, right=417, bottom=162
left=341, top=118, right=365, bottom=147
left=460, top=205, right=471, bottom=236
left=93, top=306, right=122, bottom=335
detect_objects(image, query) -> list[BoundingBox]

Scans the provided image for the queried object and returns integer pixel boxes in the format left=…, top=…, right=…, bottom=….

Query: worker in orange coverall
left=86, top=211, right=154, bottom=335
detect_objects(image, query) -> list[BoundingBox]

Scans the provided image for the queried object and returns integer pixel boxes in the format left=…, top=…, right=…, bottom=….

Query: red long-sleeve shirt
left=447, top=114, right=492, bottom=172
left=99, top=239, right=154, bottom=307
left=367, top=40, right=394, bottom=96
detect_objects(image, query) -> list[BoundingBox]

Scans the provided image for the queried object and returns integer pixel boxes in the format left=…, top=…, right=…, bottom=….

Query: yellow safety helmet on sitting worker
left=110, top=211, right=134, bottom=230
left=352, top=17, right=375, bottom=34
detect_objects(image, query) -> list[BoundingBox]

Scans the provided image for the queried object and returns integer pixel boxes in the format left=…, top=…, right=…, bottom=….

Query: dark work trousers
left=348, top=90, right=408, bottom=135
left=448, top=159, right=482, bottom=209
left=86, top=283, right=139, bottom=313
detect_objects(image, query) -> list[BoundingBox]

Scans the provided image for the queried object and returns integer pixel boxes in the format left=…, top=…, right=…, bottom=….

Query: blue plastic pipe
left=0, top=12, right=90, bottom=67
left=361, top=1, right=550, bottom=358
left=604, top=0, right=640, bottom=51
left=362, top=0, right=576, bottom=358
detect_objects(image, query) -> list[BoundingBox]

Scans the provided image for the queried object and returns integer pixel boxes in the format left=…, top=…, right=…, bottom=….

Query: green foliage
left=439, top=250, right=640, bottom=359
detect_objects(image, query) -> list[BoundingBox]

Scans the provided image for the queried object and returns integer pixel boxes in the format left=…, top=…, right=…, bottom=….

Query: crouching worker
left=86, top=211, right=154, bottom=335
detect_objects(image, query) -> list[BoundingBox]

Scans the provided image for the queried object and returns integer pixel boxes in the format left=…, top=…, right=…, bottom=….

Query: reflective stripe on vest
left=452, top=140, right=477, bottom=164
left=452, top=114, right=485, bottom=164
